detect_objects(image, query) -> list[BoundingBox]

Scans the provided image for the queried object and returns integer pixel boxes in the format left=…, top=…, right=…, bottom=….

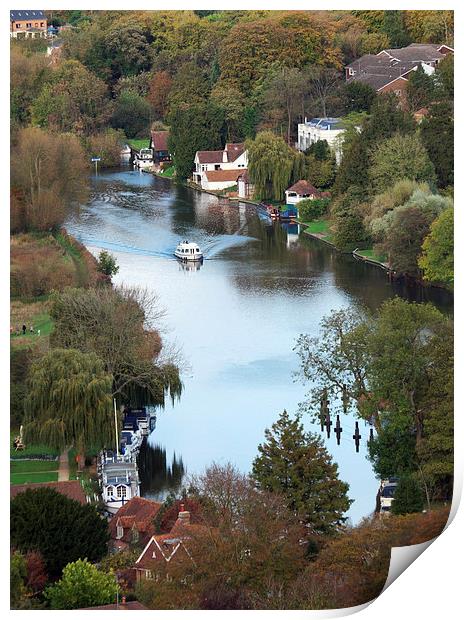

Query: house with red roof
left=109, top=496, right=162, bottom=553
left=10, top=480, right=88, bottom=505
left=285, top=180, right=321, bottom=206
left=149, top=130, right=171, bottom=165
left=193, top=143, right=248, bottom=191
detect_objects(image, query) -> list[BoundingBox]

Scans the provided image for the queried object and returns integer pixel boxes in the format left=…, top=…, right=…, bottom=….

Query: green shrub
left=298, top=198, right=330, bottom=222
left=391, top=476, right=424, bottom=515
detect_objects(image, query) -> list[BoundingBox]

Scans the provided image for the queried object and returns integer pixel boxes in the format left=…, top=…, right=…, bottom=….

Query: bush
left=391, top=476, right=424, bottom=515
left=85, top=129, right=125, bottom=168
left=297, top=198, right=330, bottom=222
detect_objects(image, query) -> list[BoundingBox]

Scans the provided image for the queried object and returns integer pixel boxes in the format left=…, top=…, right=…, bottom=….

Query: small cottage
left=109, top=496, right=162, bottom=552
left=149, top=130, right=171, bottom=164
left=237, top=171, right=254, bottom=199
left=285, top=180, right=320, bottom=206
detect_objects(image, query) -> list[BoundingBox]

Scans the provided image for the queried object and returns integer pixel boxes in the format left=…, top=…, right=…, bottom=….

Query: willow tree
left=23, top=348, right=113, bottom=453
left=49, top=285, right=182, bottom=408
left=246, top=131, right=295, bottom=201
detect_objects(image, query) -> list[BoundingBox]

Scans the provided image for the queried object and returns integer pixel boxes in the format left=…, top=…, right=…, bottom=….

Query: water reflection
left=67, top=167, right=453, bottom=523
left=137, top=440, right=185, bottom=501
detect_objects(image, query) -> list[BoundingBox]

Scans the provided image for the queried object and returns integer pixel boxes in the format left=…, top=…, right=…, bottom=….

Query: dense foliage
left=11, top=488, right=109, bottom=579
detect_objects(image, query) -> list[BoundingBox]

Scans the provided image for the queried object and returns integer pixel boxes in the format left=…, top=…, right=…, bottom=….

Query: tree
left=295, top=299, right=449, bottom=484
left=333, top=203, right=370, bottom=251
left=342, top=81, right=377, bottom=114
left=97, top=250, right=120, bottom=278
left=103, top=22, right=154, bottom=80
left=210, top=83, right=246, bottom=142
left=10, top=46, right=52, bottom=127
left=246, top=131, right=295, bottom=201
left=419, top=207, right=453, bottom=288
left=11, top=488, right=109, bottom=579
left=147, top=70, right=173, bottom=119
left=333, top=132, right=369, bottom=194
left=406, top=64, right=436, bottom=112
left=49, top=286, right=182, bottom=408
left=307, top=66, right=340, bottom=118
left=420, top=101, right=454, bottom=189
left=11, top=128, right=89, bottom=232
left=111, top=89, right=152, bottom=138
left=168, top=101, right=226, bottom=180
left=382, top=11, right=411, bottom=47
left=391, top=476, right=424, bottom=515
left=297, top=198, right=330, bottom=222
left=31, top=60, right=111, bottom=135
left=369, top=133, right=436, bottom=193
left=435, top=53, right=453, bottom=100
left=263, top=66, right=307, bottom=144
left=45, top=560, right=118, bottom=609
left=23, top=348, right=113, bottom=453
left=10, top=552, right=28, bottom=609
left=167, top=62, right=210, bottom=110
left=252, top=410, right=352, bottom=534
left=85, top=128, right=126, bottom=168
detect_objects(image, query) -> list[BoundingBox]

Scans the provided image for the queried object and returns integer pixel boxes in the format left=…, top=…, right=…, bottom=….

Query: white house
left=285, top=180, right=320, bottom=206
left=200, top=169, right=242, bottom=192
left=237, top=171, right=254, bottom=199
left=297, top=118, right=346, bottom=164
left=193, top=143, right=248, bottom=189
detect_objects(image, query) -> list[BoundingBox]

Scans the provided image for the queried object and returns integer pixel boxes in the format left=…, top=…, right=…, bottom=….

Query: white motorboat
left=174, top=240, right=203, bottom=262
left=133, top=147, right=153, bottom=169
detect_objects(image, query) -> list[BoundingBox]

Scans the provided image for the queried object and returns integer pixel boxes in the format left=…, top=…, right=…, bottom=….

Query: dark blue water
left=66, top=168, right=452, bottom=523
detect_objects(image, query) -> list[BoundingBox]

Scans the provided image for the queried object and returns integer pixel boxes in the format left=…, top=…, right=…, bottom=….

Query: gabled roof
left=196, top=150, right=224, bottom=164
left=151, top=130, right=169, bottom=152
left=10, top=480, right=87, bottom=505
left=225, top=143, right=245, bottom=161
left=382, top=43, right=450, bottom=63
left=135, top=534, right=193, bottom=569
left=204, top=169, right=242, bottom=183
left=286, top=180, right=320, bottom=196
left=109, top=496, right=162, bottom=544
left=10, top=10, right=46, bottom=21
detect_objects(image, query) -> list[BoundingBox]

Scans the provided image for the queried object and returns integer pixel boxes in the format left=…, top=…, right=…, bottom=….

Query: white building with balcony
left=297, top=118, right=346, bottom=164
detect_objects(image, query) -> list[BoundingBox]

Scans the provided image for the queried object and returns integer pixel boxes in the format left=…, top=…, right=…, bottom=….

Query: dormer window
left=107, top=486, right=114, bottom=497
left=116, top=524, right=124, bottom=539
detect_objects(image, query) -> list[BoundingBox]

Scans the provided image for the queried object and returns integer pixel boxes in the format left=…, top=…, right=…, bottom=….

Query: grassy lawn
left=10, top=430, right=60, bottom=460
left=10, top=308, right=53, bottom=349
left=11, top=460, right=59, bottom=474
left=11, top=472, right=59, bottom=485
left=303, top=219, right=335, bottom=244
left=128, top=138, right=150, bottom=151
left=159, top=165, right=175, bottom=178
left=357, top=248, right=388, bottom=263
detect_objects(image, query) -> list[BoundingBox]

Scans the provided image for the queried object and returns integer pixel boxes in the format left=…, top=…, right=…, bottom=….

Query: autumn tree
left=147, top=70, right=172, bottom=119
left=49, top=285, right=182, bottom=408
left=45, top=560, right=118, bottom=610
left=10, top=46, right=52, bottom=127
left=31, top=60, right=112, bottom=135
left=263, top=66, right=307, bottom=144
left=252, top=410, right=352, bottom=534
left=11, top=127, right=88, bottom=232
left=419, top=207, right=453, bottom=288
left=307, top=66, right=341, bottom=118
left=11, top=488, right=109, bottom=579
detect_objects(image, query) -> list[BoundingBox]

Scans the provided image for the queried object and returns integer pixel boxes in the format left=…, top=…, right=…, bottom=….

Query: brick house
left=10, top=10, right=47, bottom=38
left=109, top=496, right=162, bottom=553
left=345, top=43, right=454, bottom=108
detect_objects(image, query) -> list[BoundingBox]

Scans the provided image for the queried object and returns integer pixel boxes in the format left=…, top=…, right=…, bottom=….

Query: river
left=66, top=168, right=452, bottom=524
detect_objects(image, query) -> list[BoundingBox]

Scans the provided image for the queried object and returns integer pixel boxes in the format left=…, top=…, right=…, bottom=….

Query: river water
left=66, top=168, right=452, bottom=524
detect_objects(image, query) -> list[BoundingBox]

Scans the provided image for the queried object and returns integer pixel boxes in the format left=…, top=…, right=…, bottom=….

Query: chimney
left=177, top=503, right=190, bottom=526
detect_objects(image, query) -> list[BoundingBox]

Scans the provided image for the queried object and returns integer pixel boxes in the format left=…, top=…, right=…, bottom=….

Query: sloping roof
left=196, top=150, right=224, bottom=164
left=10, top=10, right=46, bottom=21
left=237, top=170, right=250, bottom=183
left=151, top=130, right=169, bottom=152
left=286, top=180, right=319, bottom=196
left=382, top=44, right=448, bottom=63
left=225, top=143, right=245, bottom=161
left=109, top=497, right=162, bottom=543
left=135, top=534, right=186, bottom=568
left=10, top=480, right=87, bottom=505
left=204, top=169, right=242, bottom=183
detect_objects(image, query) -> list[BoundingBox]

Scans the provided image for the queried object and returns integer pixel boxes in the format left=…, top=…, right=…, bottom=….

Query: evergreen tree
left=252, top=410, right=352, bottom=535
left=406, top=64, right=436, bottom=112
left=391, top=476, right=424, bottom=515
left=420, top=101, right=454, bottom=189
left=382, top=11, right=411, bottom=48
left=11, top=488, right=109, bottom=579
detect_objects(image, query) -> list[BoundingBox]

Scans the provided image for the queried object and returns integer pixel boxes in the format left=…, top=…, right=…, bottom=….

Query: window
left=117, top=485, right=127, bottom=498
left=40, top=22, right=44, bottom=26
left=107, top=486, right=114, bottom=496
left=132, top=527, right=139, bottom=543
left=16, top=23, right=21, bottom=28
left=146, top=570, right=154, bottom=580
left=116, top=525, right=124, bottom=539
left=152, top=551, right=156, bottom=558
left=214, top=164, right=220, bottom=170
left=35, top=22, right=38, bottom=27
left=26, top=22, right=32, bottom=27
